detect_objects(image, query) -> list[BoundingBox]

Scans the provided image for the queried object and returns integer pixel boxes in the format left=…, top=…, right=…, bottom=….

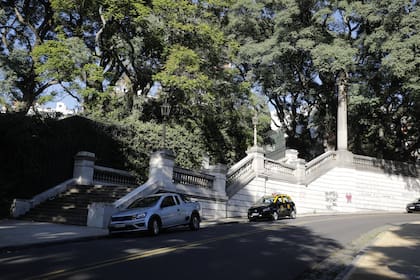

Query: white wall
left=227, top=167, right=420, bottom=218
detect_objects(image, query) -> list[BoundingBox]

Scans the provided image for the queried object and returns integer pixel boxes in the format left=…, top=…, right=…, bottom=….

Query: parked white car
left=108, top=193, right=201, bottom=236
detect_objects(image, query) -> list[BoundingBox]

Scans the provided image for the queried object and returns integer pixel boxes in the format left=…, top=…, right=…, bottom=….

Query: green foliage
left=154, top=45, right=211, bottom=92
left=0, top=114, right=206, bottom=218
left=228, top=0, right=419, bottom=161
left=1, top=0, right=417, bottom=174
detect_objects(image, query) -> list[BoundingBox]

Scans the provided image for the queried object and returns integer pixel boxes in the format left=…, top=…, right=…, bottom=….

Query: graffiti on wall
left=325, top=191, right=338, bottom=210
left=346, top=193, right=352, bottom=203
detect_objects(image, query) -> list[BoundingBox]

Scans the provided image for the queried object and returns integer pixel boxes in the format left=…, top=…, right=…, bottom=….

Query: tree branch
left=95, top=5, right=106, bottom=56
left=13, top=5, right=42, bottom=46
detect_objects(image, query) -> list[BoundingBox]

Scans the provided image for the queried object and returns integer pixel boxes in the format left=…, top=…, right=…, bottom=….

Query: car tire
left=272, top=211, right=279, bottom=221
left=148, top=217, right=161, bottom=236
left=290, top=210, right=297, bottom=219
left=189, top=213, right=200, bottom=231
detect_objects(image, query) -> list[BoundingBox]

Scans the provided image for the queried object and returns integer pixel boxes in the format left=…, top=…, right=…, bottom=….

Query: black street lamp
left=161, top=98, right=171, bottom=149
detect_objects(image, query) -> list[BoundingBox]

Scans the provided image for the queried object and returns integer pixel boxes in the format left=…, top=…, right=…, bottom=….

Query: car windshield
left=258, top=197, right=274, bottom=205
left=128, top=196, right=161, bottom=209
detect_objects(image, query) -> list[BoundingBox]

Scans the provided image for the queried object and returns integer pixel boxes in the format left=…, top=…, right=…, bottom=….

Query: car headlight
left=132, top=212, right=147, bottom=220
left=262, top=207, right=271, bottom=212
left=408, top=206, right=415, bottom=209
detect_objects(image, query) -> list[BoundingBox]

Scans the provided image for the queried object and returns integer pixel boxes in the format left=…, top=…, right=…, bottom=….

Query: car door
left=159, top=195, right=179, bottom=227
left=277, top=196, right=290, bottom=217
left=172, top=195, right=187, bottom=225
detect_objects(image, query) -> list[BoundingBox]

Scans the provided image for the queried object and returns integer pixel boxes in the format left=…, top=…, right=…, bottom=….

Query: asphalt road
left=1, top=213, right=419, bottom=280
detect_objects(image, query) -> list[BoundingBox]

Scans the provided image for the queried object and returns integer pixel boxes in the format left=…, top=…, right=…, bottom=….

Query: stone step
left=21, top=184, right=133, bottom=226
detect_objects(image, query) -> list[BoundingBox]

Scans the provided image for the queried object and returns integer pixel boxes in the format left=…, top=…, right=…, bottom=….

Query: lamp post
left=252, top=113, right=258, bottom=147
left=160, top=98, right=171, bottom=149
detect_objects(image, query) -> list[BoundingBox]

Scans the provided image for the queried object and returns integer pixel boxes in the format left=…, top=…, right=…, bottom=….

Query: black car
left=248, top=194, right=297, bottom=221
left=406, top=198, right=420, bottom=213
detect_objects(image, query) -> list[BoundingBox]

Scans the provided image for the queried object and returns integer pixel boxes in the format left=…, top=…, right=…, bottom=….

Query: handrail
left=173, top=166, right=214, bottom=189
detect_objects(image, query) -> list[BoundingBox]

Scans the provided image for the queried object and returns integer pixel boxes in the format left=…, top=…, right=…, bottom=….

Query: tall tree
left=0, top=0, right=56, bottom=113
left=227, top=0, right=331, bottom=159
left=227, top=0, right=419, bottom=162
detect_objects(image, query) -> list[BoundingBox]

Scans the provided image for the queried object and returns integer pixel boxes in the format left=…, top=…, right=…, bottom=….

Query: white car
left=108, top=193, right=201, bottom=236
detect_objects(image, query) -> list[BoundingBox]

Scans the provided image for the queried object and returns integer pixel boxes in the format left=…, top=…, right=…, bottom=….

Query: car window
left=128, top=196, right=161, bottom=209
left=260, top=197, right=274, bottom=204
left=174, top=195, right=180, bottom=205
left=161, top=196, right=176, bottom=208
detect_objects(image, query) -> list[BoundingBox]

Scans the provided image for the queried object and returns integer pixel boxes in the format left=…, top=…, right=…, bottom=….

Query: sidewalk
left=343, top=221, right=420, bottom=280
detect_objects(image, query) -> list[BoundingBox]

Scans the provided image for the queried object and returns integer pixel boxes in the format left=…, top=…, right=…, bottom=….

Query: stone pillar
left=87, top=202, right=116, bottom=228
left=73, top=151, right=96, bottom=185
left=247, top=146, right=265, bottom=173
left=337, top=77, right=348, bottom=151
left=295, top=159, right=306, bottom=184
left=10, top=199, right=32, bottom=218
left=285, top=149, right=299, bottom=164
left=149, top=149, right=176, bottom=191
left=207, top=164, right=227, bottom=196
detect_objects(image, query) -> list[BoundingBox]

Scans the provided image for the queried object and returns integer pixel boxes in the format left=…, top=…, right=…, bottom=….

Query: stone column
left=246, top=146, right=265, bottom=173
left=207, top=164, right=227, bottom=197
left=149, top=149, right=176, bottom=191
left=337, top=74, right=348, bottom=151
left=73, top=151, right=96, bottom=185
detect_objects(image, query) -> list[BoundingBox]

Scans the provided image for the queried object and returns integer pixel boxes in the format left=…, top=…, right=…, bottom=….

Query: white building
left=28, top=102, right=80, bottom=116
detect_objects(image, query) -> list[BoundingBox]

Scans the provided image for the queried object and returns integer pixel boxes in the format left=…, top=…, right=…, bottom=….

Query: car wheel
left=272, top=211, right=279, bottom=221
left=148, top=217, right=161, bottom=236
left=189, top=213, right=200, bottom=231
left=290, top=210, right=297, bottom=219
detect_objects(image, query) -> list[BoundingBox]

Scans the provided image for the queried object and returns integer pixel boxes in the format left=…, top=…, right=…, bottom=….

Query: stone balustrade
left=93, top=165, right=138, bottom=186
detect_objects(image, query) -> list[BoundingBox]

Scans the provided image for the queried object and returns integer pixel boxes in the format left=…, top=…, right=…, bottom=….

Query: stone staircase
left=21, top=185, right=134, bottom=226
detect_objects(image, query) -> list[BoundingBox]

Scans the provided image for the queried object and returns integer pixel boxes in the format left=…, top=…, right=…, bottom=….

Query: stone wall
left=227, top=166, right=420, bottom=218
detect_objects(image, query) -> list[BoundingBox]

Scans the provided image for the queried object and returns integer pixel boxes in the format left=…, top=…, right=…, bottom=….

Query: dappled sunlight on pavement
left=345, top=222, right=420, bottom=280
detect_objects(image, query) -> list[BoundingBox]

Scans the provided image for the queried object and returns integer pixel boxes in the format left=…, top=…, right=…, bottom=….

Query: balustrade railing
left=173, top=166, right=214, bottom=189
left=305, top=151, right=337, bottom=176
left=226, top=157, right=253, bottom=186
left=264, top=159, right=295, bottom=175
left=93, top=165, right=138, bottom=186
left=353, top=155, right=418, bottom=177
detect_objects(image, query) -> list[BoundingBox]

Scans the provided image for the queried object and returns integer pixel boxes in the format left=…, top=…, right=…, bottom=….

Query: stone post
left=337, top=75, right=348, bottom=151
left=247, top=146, right=265, bottom=173
left=295, top=159, right=307, bottom=184
left=207, top=164, right=227, bottom=197
left=285, top=149, right=299, bottom=164
left=149, top=149, right=176, bottom=191
left=73, top=151, right=96, bottom=185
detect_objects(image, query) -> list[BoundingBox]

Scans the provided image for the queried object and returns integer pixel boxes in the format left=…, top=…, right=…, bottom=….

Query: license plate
left=114, top=224, right=125, bottom=228
left=251, top=213, right=259, bottom=217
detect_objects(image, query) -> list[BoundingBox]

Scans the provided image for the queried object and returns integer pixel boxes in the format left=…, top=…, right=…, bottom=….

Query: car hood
left=112, top=207, right=149, bottom=217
